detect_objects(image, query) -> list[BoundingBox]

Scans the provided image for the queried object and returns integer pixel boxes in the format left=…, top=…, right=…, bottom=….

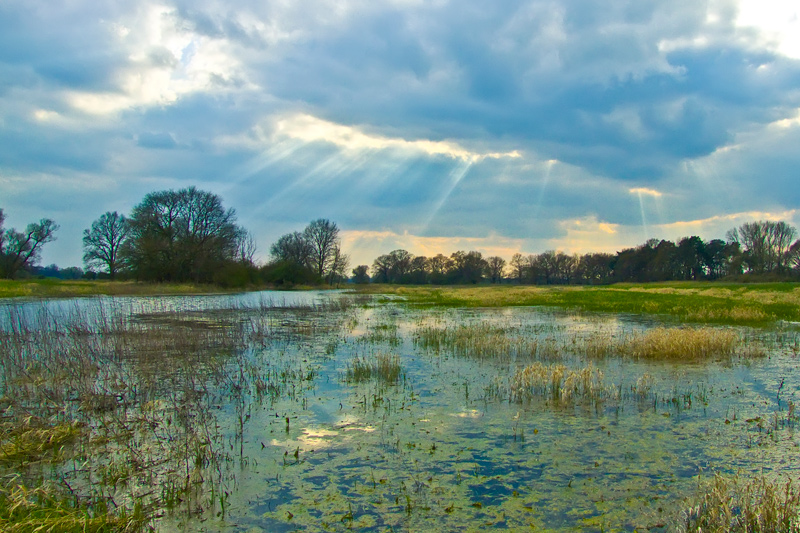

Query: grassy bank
left=357, top=282, right=800, bottom=326
left=0, top=279, right=252, bottom=299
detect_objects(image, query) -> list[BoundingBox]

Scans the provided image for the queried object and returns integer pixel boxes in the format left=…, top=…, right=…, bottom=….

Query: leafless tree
left=0, top=215, right=59, bottom=279
left=485, top=256, right=506, bottom=283
left=728, top=220, right=797, bottom=274
left=304, top=219, right=341, bottom=279
left=83, top=211, right=130, bottom=279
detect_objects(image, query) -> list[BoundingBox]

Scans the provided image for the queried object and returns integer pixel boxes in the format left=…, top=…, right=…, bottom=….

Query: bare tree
left=485, top=256, right=506, bottom=283
left=270, top=231, right=312, bottom=267
left=235, top=229, right=257, bottom=266
left=509, top=253, right=526, bottom=283
left=1, top=217, right=59, bottom=279
left=304, top=219, right=341, bottom=280
left=327, top=246, right=350, bottom=285
left=728, top=220, right=797, bottom=274
left=83, top=211, right=130, bottom=279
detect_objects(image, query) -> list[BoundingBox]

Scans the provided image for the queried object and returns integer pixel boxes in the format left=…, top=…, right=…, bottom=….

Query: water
left=1, top=293, right=798, bottom=531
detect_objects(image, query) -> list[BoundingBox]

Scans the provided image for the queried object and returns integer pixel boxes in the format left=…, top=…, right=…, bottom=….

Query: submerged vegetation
left=0, top=289, right=798, bottom=530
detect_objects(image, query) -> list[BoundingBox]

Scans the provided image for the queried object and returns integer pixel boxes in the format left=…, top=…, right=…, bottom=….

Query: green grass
left=356, top=283, right=800, bottom=326
left=0, top=279, right=243, bottom=299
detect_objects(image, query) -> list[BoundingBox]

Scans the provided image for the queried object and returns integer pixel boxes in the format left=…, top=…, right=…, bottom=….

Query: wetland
left=1, top=286, right=799, bottom=531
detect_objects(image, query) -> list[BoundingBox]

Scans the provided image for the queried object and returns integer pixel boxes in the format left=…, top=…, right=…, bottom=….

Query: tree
left=577, top=253, right=614, bottom=285
left=449, top=251, right=487, bottom=284
left=0, top=212, right=59, bottom=279
left=371, top=253, right=393, bottom=283
left=677, top=236, right=705, bottom=280
left=327, top=245, right=350, bottom=285
left=352, top=265, right=370, bottom=284
left=270, top=232, right=312, bottom=268
left=124, top=187, right=242, bottom=283
left=485, top=256, right=506, bottom=283
left=235, top=229, right=257, bottom=266
left=83, top=211, right=130, bottom=280
left=509, top=253, right=526, bottom=283
left=304, top=219, right=341, bottom=280
left=728, top=220, right=797, bottom=274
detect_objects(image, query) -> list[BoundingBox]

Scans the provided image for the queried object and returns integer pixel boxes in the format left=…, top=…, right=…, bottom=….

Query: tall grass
left=0, top=298, right=345, bottom=530
left=346, top=353, right=403, bottom=383
left=680, top=473, right=800, bottom=532
left=415, top=323, right=564, bottom=361
left=618, top=327, right=741, bottom=361
left=509, top=363, right=611, bottom=405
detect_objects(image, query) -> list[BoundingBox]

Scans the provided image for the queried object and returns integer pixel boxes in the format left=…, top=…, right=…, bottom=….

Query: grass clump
left=415, top=323, right=565, bottom=362
left=346, top=353, right=403, bottom=384
left=0, top=419, right=81, bottom=465
left=680, top=473, right=800, bottom=532
left=510, top=363, right=611, bottom=405
left=621, top=327, right=740, bottom=361
left=0, top=483, right=146, bottom=533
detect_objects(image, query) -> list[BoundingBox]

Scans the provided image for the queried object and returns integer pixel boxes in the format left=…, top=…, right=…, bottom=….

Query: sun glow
left=273, top=114, right=521, bottom=163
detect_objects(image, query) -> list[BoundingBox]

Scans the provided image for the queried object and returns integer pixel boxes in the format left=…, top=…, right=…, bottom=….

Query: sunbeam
left=533, top=159, right=557, bottom=219
left=421, top=159, right=473, bottom=231
left=636, top=190, right=650, bottom=242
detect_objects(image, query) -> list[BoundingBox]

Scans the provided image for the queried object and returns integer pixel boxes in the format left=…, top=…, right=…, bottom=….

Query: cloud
left=272, top=113, right=521, bottom=162
left=3, top=0, right=800, bottom=270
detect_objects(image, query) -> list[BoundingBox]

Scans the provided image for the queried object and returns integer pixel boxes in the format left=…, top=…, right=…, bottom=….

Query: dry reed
left=620, top=327, right=739, bottom=361
left=510, top=362, right=611, bottom=405
left=680, top=473, right=800, bottom=532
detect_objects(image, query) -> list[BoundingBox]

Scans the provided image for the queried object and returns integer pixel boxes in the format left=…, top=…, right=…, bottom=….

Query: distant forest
left=2, top=187, right=799, bottom=286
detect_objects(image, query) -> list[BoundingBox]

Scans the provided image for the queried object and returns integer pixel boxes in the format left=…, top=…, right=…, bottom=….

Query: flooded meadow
left=1, top=290, right=799, bottom=531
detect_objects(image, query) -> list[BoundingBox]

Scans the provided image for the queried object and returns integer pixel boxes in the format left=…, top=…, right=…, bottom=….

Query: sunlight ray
left=533, top=160, right=557, bottom=219
left=421, top=160, right=473, bottom=231
left=636, top=190, right=650, bottom=242
left=227, top=139, right=307, bottom=186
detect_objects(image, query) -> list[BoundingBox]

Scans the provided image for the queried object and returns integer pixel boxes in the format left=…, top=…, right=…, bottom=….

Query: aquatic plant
left=509, top=362, right=611, bottom=405
left=620, top=327, right=740, bottom=361
left=346, top=352, right=403, bottom=383
left=0, top=483, right=146, bottom=533
left=679, top=473, right=800, bottom=532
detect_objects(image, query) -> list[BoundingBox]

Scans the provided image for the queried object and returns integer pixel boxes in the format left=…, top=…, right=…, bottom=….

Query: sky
left=1, top=0, right=800, bottom=270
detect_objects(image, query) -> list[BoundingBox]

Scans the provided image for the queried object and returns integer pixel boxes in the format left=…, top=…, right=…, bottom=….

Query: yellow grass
left=620, top=327, right=740, bottom=361
left=510, top=362, right=611, bottom=404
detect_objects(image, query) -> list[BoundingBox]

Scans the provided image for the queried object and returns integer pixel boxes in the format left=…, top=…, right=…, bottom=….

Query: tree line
left=357, top=220, right=800, bottom=285
left=1, top=186, right=349, bottom=287
left=2, top=187, right=800, bottom=286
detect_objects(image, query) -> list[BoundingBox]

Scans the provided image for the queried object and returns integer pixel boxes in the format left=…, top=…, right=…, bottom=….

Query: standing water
left=0, top=291, right=797, bottom=531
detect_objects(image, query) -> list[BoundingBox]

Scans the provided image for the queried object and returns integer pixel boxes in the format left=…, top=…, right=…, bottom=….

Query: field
left=358, top=282, right=800, bottom=326
left=1, top=285, right=799, bottom=531
left=0, top=279, right=246, bottom=299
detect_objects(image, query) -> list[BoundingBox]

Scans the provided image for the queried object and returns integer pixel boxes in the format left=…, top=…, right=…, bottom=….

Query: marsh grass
left=346, top=353, right=403, bottom=383
left=618, top=327, right=741, bottom=361
left=0, top=483, right=146, bottom=533
left=680, top=473, right=800, bottom=532
left=358, top=283, right=800, bottom=326
left=0, top=279, right=237, bottom=299
left=509, top=363, right=612, bottom=405
left=417, top=320, right=753, bottom=364
left=0, top=298, right=353, bottom=530
left=0, top=418, right=81, bottom=465
left=415, top=323, right=565, bottom=362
